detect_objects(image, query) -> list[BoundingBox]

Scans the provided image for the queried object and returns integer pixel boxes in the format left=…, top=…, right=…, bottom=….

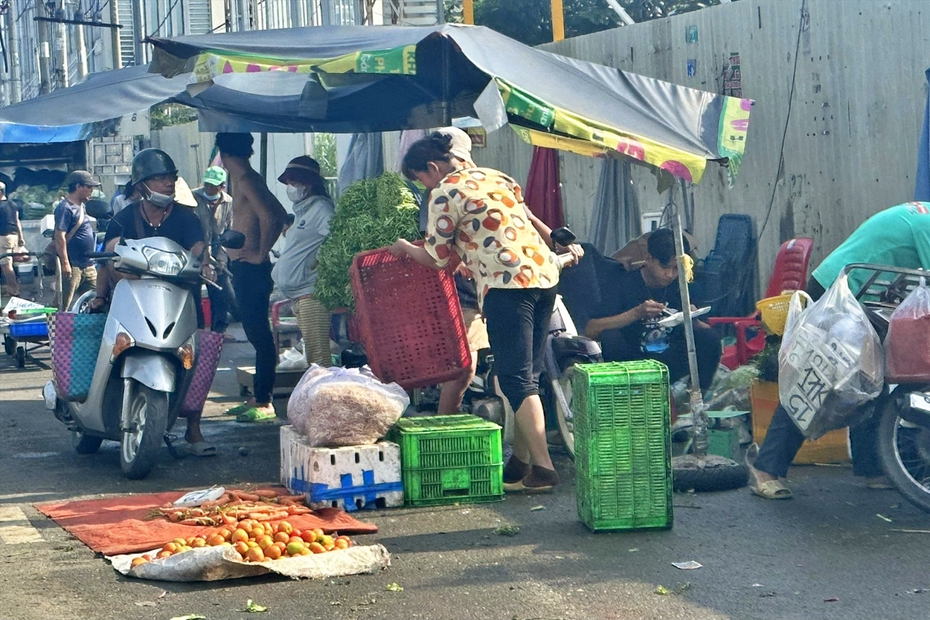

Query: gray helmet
left=130, top=148, right=178, bottom=185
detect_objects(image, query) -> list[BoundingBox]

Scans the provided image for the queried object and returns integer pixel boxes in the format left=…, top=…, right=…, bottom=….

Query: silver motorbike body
left=53, top=237, right=199, bottom=440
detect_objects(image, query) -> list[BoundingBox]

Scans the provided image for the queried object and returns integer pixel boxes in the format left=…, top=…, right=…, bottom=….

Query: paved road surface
left=0, top=339, right=927, bottom=620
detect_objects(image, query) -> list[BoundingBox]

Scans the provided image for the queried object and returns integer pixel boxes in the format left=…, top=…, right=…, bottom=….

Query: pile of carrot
left=153, top=487, right=311, bottom=527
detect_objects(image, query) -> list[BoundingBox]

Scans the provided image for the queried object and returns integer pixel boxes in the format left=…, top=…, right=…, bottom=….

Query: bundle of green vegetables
left=315, top=173, right=421, bottom=310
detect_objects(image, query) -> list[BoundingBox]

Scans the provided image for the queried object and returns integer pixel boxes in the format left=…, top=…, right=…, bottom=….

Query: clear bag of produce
left=778, top=274, right=884, bottom=439
left=286, top=364, right=409, bottom=447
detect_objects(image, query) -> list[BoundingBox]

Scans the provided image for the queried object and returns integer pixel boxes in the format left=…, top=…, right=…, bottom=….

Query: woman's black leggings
left=482, top=287, right=557, bottom=412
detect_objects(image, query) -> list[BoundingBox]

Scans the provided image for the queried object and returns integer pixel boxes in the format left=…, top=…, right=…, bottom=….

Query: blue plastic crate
left=9, top=320, right=48, bottom=338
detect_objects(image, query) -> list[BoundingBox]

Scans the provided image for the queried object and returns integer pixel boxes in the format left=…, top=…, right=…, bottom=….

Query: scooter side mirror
left=217, top=230, right=246, bottom=250
left=550, top=227, right=576, bottom=248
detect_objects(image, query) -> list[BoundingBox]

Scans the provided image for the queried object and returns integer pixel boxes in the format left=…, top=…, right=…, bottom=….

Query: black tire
left=120, top=381, right=169, bottom=480
left=15, top=346, right=25, bottom=368
left=876, top=395, right=930, bottom=513
left=3, top=335, right=13, bottom=356
left=672, top=454, right=748, bottom=492
left=544, top=357, right=588, bottom=461
left=70, top=429, right=103, bottom=454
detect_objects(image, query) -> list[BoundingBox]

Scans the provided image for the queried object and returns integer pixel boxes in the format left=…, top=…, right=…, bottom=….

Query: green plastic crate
left=391, top=414, right=504, bottom=506
left=572, top=360, right=673, bottom=531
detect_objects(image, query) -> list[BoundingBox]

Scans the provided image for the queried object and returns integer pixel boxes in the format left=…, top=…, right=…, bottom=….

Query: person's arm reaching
left=389, top=239, right=440, bottom=270
left=584, top=300, right=667, bottom=340
left=523, top=204, right=583, bottom=265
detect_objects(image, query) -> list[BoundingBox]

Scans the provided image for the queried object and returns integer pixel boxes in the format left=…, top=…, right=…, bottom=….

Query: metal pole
left=56, top=21, right=70, bottom=88
left=132, top=0, right=145, bottom=64
left=6, top=5, right=22, bottom=102
left=110, top=0, right=122, bottom=68
left=671, top=201, right=708, bottom=456
left=75, top=18, right=88, bottom=80
left=37, top=8, right=52, bottom=94
left=259, top=132, right=268, bottom=182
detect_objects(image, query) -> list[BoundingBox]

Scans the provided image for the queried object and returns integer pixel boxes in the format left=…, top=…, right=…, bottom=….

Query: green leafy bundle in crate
left=391, top=414, right=503, bottom=506
left=572, top=360, right=673, bottom=531
left=315, top=173, right=421, bottom=310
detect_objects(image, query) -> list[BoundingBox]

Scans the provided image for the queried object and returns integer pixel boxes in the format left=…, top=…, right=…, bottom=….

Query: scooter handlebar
left=87, top=252, right=118, bottom=260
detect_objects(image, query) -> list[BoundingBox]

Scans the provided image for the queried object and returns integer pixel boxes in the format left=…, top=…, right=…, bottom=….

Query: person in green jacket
left=749, top=201, right=930, bottom=500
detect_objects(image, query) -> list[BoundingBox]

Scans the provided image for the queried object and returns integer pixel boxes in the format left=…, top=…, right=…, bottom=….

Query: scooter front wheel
left=120, top=380, right=170, bottom=480
left=544, top=358, right=585, bottom=461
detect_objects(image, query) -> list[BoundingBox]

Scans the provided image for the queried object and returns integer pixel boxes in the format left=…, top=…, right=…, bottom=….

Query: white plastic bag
left=778, top=275, right=884, bottom=439
left=287, top=364, right=409, bottom=447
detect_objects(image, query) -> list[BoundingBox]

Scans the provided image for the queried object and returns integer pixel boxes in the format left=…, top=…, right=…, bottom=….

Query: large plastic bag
left=287, top=364, right=409, bottom=447
left=884, top=279, right=930, bottom=383
left=778, top=274, right=884, bottom=439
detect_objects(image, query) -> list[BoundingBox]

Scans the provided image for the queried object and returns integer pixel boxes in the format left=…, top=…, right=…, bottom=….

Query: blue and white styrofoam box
left=279, top=425, right=403, bottom=512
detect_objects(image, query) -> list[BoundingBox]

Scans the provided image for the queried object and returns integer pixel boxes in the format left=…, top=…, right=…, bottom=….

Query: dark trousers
left=229, top=261, right=276, bottom=405
left=600, top=324, right=722, bottom=392
left=753, top=275, right=882, bottom=478
left=657, top=325, right=721, bottom=392
left=208, top=270, right=233, bottom=333
left=753, top=401, right=883, bottom=478
left=482, top=287, right=557, bottom=412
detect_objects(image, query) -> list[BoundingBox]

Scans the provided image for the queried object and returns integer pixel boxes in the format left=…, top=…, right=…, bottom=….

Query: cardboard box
left=750, top=380, right=850, bottom=464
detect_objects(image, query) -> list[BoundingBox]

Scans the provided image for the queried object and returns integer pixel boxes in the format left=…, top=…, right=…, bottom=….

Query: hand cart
left=1, top=251, right=61, bottom=368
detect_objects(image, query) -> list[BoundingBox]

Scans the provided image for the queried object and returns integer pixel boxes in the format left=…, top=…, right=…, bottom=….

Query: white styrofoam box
left=279, top=425, right=403, bottom=512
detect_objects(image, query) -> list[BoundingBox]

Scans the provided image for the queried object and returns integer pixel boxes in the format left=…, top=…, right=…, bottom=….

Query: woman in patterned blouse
left=391, top=132, right=561, bottom=493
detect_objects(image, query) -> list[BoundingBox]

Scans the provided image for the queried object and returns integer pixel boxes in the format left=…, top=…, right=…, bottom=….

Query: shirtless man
left=215, top=133, right=287, bottom=423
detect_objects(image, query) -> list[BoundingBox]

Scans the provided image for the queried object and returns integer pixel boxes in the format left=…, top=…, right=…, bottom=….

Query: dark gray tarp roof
left=0, top=24, right=751, bottom=182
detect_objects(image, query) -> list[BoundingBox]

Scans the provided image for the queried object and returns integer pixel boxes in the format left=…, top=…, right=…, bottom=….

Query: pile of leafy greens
left=315, top=173, right=421, bottom=310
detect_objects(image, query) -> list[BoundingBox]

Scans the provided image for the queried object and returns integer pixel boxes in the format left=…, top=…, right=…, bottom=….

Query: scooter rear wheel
left=877, top=393, right=930, bottom=513
left=120, top=380, right=169, bottom=480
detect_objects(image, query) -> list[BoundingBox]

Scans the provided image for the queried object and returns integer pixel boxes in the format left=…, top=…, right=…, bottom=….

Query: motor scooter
left=846, top=263, right=930, bottom=513
left=44, top=230, right=243, bottom=479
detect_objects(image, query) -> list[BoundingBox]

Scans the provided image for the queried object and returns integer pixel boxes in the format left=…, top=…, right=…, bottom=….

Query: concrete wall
left=476, top=0, right=930, bottom=293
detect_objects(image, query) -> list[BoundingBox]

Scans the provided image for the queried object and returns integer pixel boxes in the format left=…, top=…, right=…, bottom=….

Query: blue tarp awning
left=0, top=121, right=91, bottom=144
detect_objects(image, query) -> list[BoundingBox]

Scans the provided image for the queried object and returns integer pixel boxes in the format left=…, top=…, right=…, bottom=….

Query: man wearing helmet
left=88, top=148, right=214, bottom=454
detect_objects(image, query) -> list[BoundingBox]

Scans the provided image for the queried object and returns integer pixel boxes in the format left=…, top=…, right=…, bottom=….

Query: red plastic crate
left=349, top=247, right=470, bottom=390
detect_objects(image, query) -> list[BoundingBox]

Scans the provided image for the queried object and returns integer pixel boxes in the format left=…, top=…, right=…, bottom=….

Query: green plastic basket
left=572, top=360, right=673, bottom=531
left=391, top=414, right=503, bottom=506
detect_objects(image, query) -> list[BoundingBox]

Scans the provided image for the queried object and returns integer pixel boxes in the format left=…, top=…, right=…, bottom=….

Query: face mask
left=204, top=192, right=221, bottom=201
left=143, top=182, right=174, bottom=208
left=286, top=185, right=309, bottom=203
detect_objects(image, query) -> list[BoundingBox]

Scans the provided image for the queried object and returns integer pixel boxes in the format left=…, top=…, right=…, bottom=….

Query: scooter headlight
left=141, top=246, right=186, bottom=276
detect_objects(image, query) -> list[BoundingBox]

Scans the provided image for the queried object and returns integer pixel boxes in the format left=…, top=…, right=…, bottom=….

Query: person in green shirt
left=812, top=201, right=930, bottom=294
left=748, top=201, right=930, bottom=499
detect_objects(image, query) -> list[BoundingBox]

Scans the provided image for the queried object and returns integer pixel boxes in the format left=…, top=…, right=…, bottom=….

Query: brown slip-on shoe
left=503, top=454, right=531, bottom=484
left=505, top=466, right=559, bottom=494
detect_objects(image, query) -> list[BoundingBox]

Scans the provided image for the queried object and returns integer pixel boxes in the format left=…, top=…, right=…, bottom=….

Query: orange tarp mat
left=35, top=490, right=379, bottom=556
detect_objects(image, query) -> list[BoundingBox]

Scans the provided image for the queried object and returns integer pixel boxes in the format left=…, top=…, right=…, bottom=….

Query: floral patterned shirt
left=424, top=167, right=559, bottom=305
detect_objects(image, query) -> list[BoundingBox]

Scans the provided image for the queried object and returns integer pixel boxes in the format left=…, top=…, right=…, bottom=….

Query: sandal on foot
left=184, top=441, right=217, bottom=457
left=224, top=403, right=251, bottom=416
left=750, top=477, right=793, bottom=499
left=236, top=407, right=277, bottom=423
